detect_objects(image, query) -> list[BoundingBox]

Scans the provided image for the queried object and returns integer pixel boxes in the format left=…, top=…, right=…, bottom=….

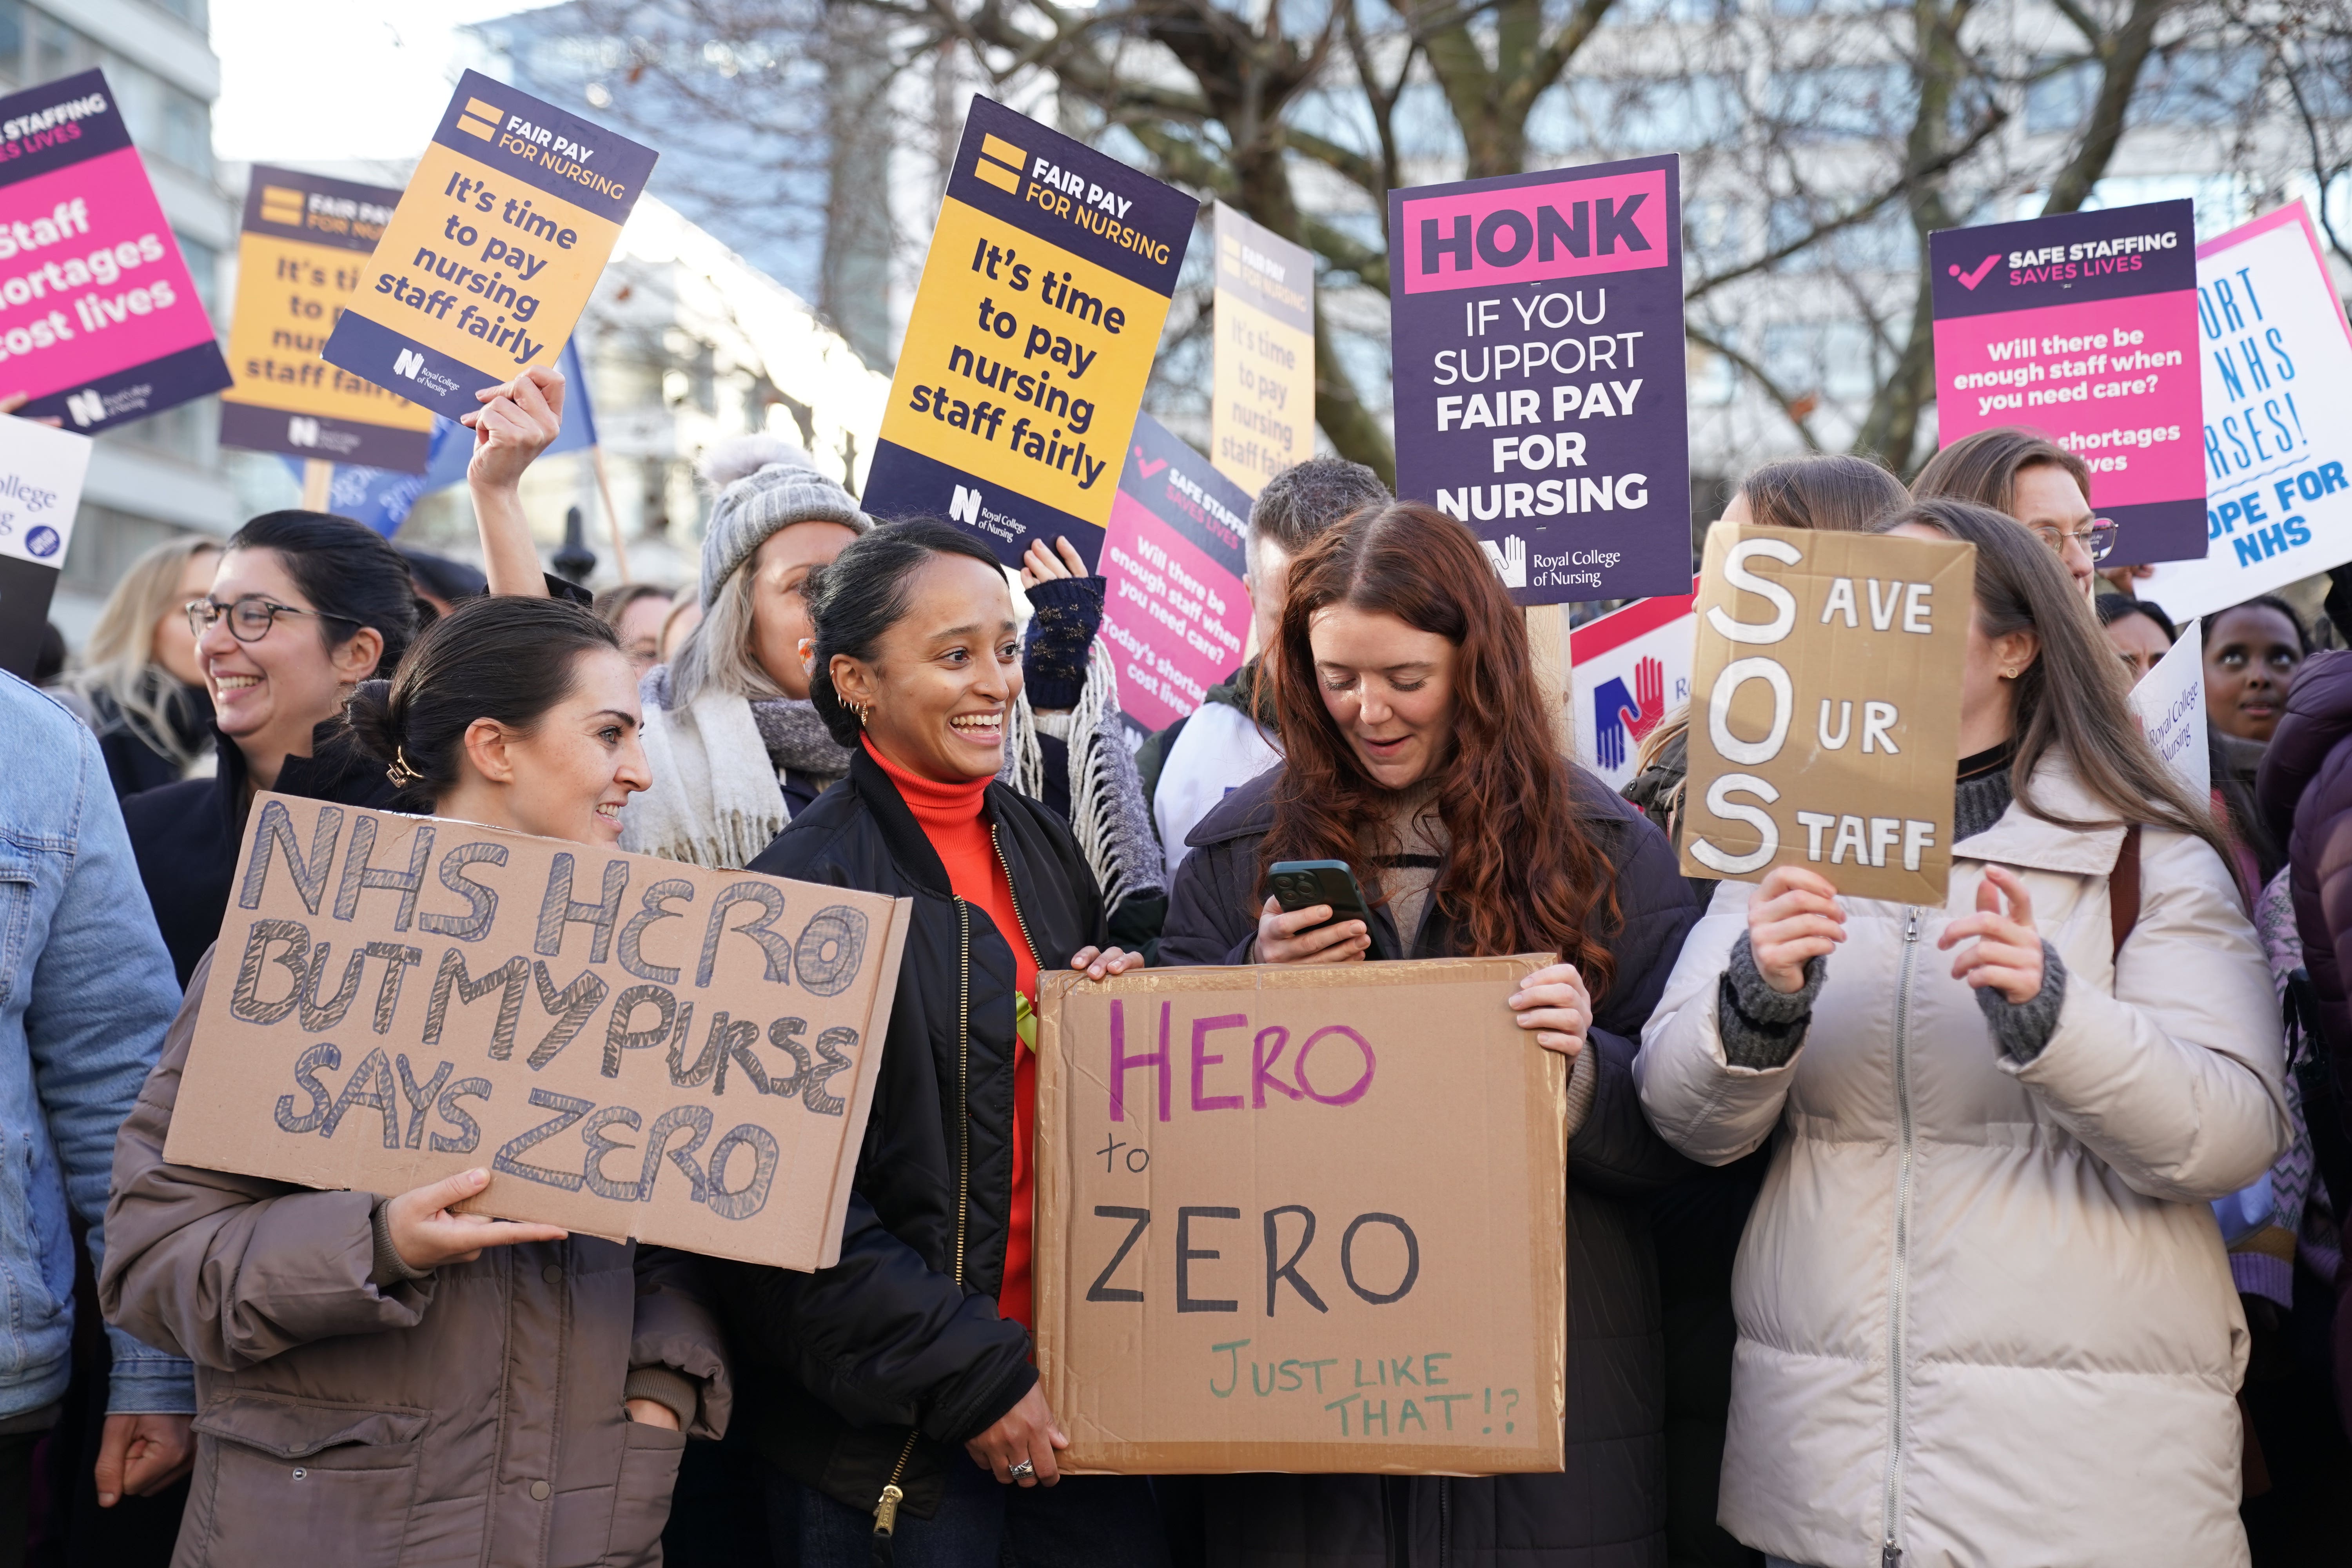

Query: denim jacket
left=0, top=674, right=192, bottom=1416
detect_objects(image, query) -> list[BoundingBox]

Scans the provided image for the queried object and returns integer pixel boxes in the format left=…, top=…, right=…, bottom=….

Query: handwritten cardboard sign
left=1678, top=524, right=1973, bottom=902
left=2137, top=203, right=2352, bottom=618
left=221, top=166, right=433, bottom=470
left=1, top=69, right=232, bottom=432
left=1211, top=203, right=1314, bottom=496
left=1387, top=154, right=1691, bottom=604
left=1036, top=958, right=1566, bottom=1474
left=1100, top=414, right=1251, bottom=736
left=862, top=98, right=1198, bottom=570
left=321, top=71, right=657, bottom=417
left=1929, top=200, right=2202, bottom=564
left=166, top=794, right=910, bottom=1269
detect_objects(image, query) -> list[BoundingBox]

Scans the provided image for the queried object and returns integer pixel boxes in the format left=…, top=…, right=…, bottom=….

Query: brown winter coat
left=99, top=952, right=733, bottom=1568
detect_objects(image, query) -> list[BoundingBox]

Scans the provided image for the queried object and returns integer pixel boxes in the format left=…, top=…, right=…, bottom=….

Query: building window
left=31, top=11, right=80, bottom=81
left=175, top=232, right=216, bottom=313
left=0, top=2, right=25, bottom=84
left=141, top=0, right=209, bottom=30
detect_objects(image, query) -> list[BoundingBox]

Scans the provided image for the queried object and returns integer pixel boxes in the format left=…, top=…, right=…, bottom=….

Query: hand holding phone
left=1257, top=860, right=1375, bottom=965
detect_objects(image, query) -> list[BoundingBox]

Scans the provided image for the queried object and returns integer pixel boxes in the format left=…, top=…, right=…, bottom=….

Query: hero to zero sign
left=1929, top=200, right=2202, bottom=564
left=1388, top=155, right=1692, bottom=605
left=863, top=98, right=1198, bottom=572
left=1036, top=959, right=1568, bottom=1474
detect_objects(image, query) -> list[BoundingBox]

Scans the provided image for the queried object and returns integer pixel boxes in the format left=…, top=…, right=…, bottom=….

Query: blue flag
left=287, top=339, right=603, bottom=534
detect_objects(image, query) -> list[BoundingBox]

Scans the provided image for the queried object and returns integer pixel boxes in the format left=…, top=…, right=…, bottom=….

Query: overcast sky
left=210, top=0, right=554, bottom=166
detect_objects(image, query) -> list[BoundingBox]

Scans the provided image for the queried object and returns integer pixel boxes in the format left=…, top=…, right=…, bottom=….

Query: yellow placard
left=1210, top=203, right=1315, bottom=495
left=223, top=234, right=434, bottom=430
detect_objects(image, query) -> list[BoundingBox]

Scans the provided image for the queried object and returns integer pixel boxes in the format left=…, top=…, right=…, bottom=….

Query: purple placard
left=1387, top=154, right=1691, bottom=604
left=1929, top=200, right=2204, bottom=563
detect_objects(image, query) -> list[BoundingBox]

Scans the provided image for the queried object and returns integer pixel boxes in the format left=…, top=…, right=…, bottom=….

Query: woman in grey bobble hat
left=620, top=434, right=872, bottom=866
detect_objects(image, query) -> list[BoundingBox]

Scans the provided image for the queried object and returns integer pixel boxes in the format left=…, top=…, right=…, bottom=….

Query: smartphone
left=1267, top=860, right=1376, bottom=934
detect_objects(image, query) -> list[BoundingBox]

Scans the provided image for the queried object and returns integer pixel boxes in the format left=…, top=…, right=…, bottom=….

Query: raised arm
left=465, top=364, right=565, bottom=597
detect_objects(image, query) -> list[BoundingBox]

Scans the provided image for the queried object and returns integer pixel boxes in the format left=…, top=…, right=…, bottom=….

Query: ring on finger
left=1007, top=1459, right=1035, bottom=1481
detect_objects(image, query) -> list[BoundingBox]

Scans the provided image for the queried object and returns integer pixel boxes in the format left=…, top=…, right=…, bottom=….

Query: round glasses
left=2029, top=519, right=2120, bottom=563
left=186, top=596, right=359, bottom=643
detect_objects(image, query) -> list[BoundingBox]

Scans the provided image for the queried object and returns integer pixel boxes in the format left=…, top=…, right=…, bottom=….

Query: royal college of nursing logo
left=972, top=132, right=1026, bottom=194
left=64, top=388, right=105, bottom=427
left=948, top=485, right=983, bottom=525
left=394, top=349, right=425, bottom=379
left=1592, top=656, right=1664, bottom=772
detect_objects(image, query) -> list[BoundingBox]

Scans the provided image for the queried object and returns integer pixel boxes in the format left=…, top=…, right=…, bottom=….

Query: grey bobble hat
left=696, top=433, right=872, bottom=608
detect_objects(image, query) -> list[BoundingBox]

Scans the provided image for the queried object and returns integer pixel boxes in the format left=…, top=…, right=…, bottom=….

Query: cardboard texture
left=165, top=793, right=910, bottom=1271
left=1210, top=203, right=1314, bottom=495
left=2138, top=202, right=2352, bottom=619
left=862, top=98, right=1198, bottom=570
left=321, top=71, right=658, bottom=417
left=1035, top=958, right=1567, bottom=1475
left=221, top=166, right=434, bottom=470
left=1678, top=524, right=1973, bottom=903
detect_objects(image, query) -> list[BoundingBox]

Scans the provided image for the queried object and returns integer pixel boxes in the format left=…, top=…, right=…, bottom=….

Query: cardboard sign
left=2134, top=204, right=2352, bottom=618
left=0, top=70, right=232, bottom=432
left=1035, top=958, right=1567, bottom=1475
left=1678, top=524, right=1973, bottom=902
left=221, top=167, right=433, bottom=471
left=1387, top=155, right=1692, bottom=604
left=321, top=72, right=657, bottom=417
left=1211, top=204, right=1314, bottom=495
left=1100, top=414, right=1252, bottom=735
left=166, top=794, right=911, bottom=1270
left=1568, top=579, right=1697, bottom=790
left=2126, top=620, right=2209, bottom=799
left=0, top=414, right=90, bottom=676
left=862, top=99, right=1198, bottom=570
left=1929, top=200, right=2202, bottom=564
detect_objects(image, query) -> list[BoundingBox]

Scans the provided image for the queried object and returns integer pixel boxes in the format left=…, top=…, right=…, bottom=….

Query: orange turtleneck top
left=863, top=737, right=1040, bottom=1332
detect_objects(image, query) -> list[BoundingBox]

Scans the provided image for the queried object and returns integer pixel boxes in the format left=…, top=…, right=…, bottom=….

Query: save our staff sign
left=1678, top=524, right=1973, bottom=904
left=321, top=71, right=656, bottom=417
left=1036, top=959, right=1567, bottom=1474
left=167, top=794, right=911, bottom=1269
left=862, top=98, right=1198, bottom=570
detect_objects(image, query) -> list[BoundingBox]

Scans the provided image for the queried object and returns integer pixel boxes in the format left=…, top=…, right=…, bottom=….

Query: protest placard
left=1568, top=579, right=1697, bottom=791
left=1035, top=958, right=1567, bottom=1474
left=1387, top=154, right=1691, bottom=604
left=165, top=793, right=911, bottom=1269
left=863, top=99, right=1198, bottom=571
left=2127, top=621, right=2209, bottom=799
left=1211, top=203, right=1313, bottom=496
left=320, top=72, right=656, bottom=419
left=2134, top=203, right=2352, bottom=619
left=0, top=415, right=91, bottom=677
left=1678, top=524, right=1973, bottom=903
left=0, top=69, right=231, bottom=432
left=221, top=167, right=433, bottom=471
left=1929, top=200, right=2203, bottom=564
left=1099, top=414, right=1251, bottom=736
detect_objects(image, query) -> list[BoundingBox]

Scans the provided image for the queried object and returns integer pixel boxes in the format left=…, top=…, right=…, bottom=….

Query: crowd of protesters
left=1, top=368, right=2345, bottom=1568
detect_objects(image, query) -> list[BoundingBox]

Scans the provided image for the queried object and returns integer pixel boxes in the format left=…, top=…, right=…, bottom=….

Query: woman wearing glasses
left=121, top=511, right=419, bottom=985
left=1913, top=426, right=2119, bottom=600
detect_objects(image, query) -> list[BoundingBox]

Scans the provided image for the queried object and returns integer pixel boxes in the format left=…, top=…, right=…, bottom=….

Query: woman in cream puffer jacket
left=1637, top=502, right=2291, bottom=1568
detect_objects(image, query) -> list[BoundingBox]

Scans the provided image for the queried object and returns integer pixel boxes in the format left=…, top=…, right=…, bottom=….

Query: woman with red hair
left=1159, top=502, right=1699, bottom=1566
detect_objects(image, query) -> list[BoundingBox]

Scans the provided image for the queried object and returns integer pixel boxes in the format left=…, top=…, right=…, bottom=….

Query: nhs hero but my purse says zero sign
left=1387, top=155, right=1691, bottom=604
left=1678, top=524, right=1973, bottom=905
left=166, top=795, right=912, bottom=1271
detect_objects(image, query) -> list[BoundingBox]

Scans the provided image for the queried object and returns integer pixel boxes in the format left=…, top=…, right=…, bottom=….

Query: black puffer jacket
left=123, top=719, right=403, bottom=987
left=1159, top=766, right=1699, bottom=1568
left=727, top=746, right=1107, bottom=1521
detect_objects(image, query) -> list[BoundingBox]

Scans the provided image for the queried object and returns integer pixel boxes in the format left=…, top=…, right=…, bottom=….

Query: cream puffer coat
left=1636, top=759, right=2289, bottom=1568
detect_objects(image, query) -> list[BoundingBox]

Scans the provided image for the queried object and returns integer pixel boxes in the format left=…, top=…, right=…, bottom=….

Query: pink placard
left=1930, top=291, right=2202, bottom=508
left=0, top=145, right=217, bottom=393
left=1099, top=485, right=1250, bottom=733
left=1397, top=168, right=1671, bottom=294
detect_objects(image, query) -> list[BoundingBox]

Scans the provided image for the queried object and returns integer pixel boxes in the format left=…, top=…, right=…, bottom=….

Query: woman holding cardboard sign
left=1638, top=500, right=2288, bottom=1568
left=723, top=519, right=1160, bottom=1567
left=102, top=597, right=731, bottom=1568
left=1156, top=502, right=1699, bottom=1567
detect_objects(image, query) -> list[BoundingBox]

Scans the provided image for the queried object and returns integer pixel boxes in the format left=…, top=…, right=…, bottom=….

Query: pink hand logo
left=1629, top=656, right=1664, bottom=742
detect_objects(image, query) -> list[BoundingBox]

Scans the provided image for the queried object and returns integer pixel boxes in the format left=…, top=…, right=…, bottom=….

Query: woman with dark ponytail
left=122, top=510, right=422, bottom=985
left=725, top=520, right=1163, bottom=1567
left=102, top=597, right=730, bottom=1568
